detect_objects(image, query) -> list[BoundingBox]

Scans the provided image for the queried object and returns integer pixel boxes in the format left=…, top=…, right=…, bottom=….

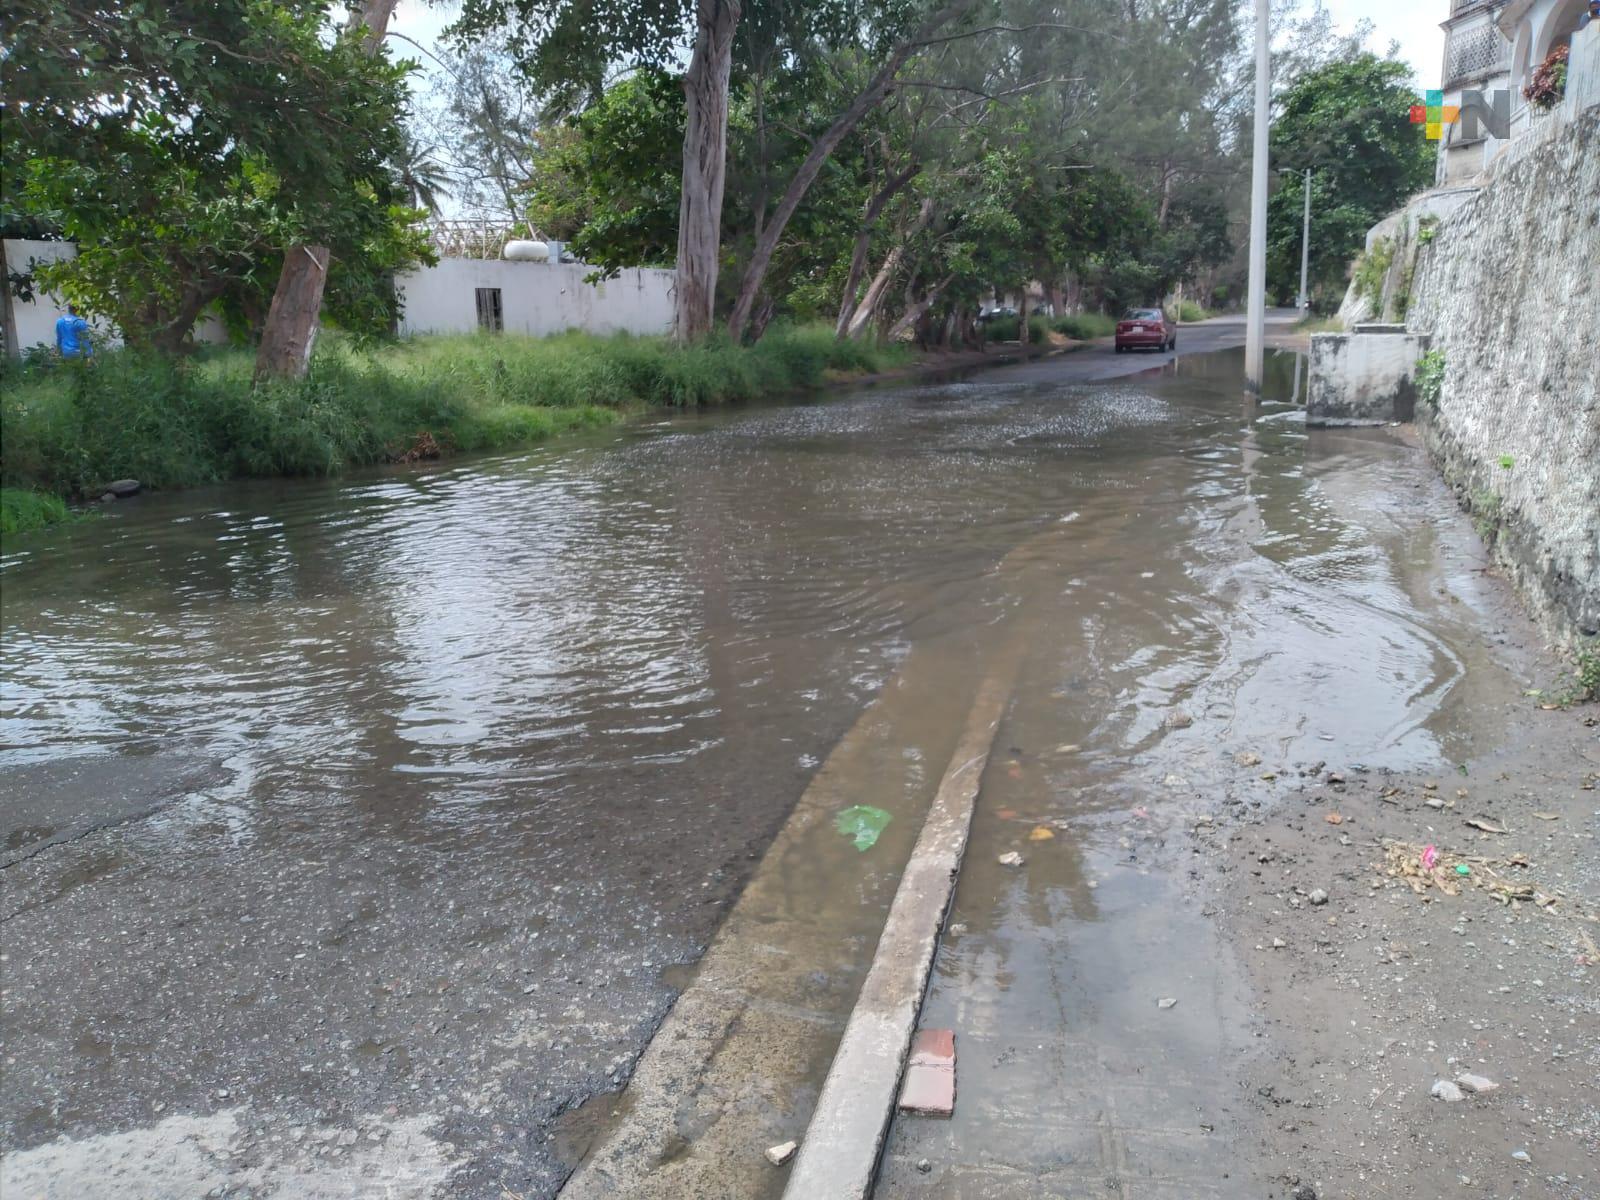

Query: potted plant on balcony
left=1524, top=44, right=1570, bottom=110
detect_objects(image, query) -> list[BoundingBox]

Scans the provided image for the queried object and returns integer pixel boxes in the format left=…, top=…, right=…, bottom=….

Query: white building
left=1437, top=0, right=1595, bottom=183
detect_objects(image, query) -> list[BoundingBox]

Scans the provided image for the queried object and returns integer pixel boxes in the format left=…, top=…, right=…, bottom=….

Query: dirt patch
left=1190, top=704, right=1598, bottom=1199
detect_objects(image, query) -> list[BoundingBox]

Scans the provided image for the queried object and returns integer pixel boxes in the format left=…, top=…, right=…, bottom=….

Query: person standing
left=55, top=304, right=91, bottom=358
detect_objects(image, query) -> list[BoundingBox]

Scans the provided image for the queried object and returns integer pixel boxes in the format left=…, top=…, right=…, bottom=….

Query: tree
left=1, top=0, right=426, bottom=354
left=453, top=0, right=743, bottom=342
left=526, top=70, right=686, bottom=274
left=254, top=0, right=406, bottom=379
left=1266, top=54, right=1433, bottom=308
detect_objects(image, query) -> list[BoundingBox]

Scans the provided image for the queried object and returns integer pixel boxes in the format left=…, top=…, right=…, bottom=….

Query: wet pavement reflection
left=0, top=343, right=1515, bottom=1198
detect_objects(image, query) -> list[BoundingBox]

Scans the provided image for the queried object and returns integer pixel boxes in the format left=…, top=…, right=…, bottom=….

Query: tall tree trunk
left=254, top=0, right=396, bottom=381
left=252, top=246, right=329, bottom=382
left=845, top=198, right=936, bottom=339
left=885, top=274, right=955, bottom=341
left=729, top=0, right=975, bottom=342
left=0, top=240, right=19, bottom=360
left=835, top=162, right=920, bottom=337
left=1017, top=288, right=1030, bottom=345
left=675, top=0, right=741, bottom=344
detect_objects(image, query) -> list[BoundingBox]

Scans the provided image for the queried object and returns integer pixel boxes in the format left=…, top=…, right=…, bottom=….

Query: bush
left=1415, top=349, right=1446, bottom=409
left=0, top=487, right=74, bottom=536
left=1050, top=313, right=1117, bottom=340
left=0, top=326, right=913, bottom=528
left=1354, top=237, right=1395, bottom=313
left=1176, top=301, right=1212, bottom=323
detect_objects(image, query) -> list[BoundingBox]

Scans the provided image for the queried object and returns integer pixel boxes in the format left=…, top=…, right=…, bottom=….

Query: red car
left=1114, top=307, right=1177, bottom=353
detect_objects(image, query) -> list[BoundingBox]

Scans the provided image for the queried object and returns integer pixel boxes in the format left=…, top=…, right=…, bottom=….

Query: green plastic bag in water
left=834, top=805, right=892, bottom=852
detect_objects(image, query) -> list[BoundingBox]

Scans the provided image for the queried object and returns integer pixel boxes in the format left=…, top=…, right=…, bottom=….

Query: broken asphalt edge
left=781, top=660, right=1018, bottom=1200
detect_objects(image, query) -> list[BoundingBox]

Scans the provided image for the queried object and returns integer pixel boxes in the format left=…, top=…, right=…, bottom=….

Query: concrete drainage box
left=1308, top=326, right=1431, bottom=427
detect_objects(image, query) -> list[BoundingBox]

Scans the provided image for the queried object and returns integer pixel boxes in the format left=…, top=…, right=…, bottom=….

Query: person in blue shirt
left=1582, top=0, right=1600, bottom=30
left=55, top=305, right=91, bottom=357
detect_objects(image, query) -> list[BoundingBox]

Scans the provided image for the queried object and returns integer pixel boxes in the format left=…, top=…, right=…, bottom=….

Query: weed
left=1415, top=349, right=1446, bottom=408
left=0, top=326, right=913, bottom=530
left=1354, top=237, right=1395, bottom=313
left=1471, top=489, right=1503, bottom=544
left=1417, top=216, right=1440, bottom=245
left=1498, top=454, right=1515, bottom=470
left=0, top=488, right=77, bottom=538
left=1049, top=313, right=1118, bottom=340
left=1176, top=301, right=1212, bottom=323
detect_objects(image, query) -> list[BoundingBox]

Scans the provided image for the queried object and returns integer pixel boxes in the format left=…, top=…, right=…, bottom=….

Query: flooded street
left=3, top=329, right=1591, bottom=1199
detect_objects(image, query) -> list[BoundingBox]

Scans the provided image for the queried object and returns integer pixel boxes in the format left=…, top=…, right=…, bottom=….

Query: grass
left=1052, top=312, right=1117, bottom=340
left=0, top=488, right=77, bottom=536
left=0, top=326, right=912, bottom=534
left=981, top=312, right=1118, bottom=344
left=1354, top=236, right=1395, bottom=314
left=1176, top=301, right=1213, bottom=323
left=1296, top=315, right=1346, bottom=334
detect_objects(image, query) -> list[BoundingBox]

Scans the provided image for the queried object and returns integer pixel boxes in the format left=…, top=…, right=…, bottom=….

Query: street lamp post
left=1277, top=166, right=1314, bottom=314
left=1244, top=0, right=1271, bottom=393
left=1297, top=167, right=1311, bottom=313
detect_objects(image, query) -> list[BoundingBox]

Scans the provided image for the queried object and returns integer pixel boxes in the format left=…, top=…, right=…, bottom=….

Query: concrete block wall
left=1308, top=329, right=1431, bottom=426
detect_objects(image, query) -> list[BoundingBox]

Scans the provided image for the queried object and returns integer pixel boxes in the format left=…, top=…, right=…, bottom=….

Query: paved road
left=988, top=307, right=1305, bottom=386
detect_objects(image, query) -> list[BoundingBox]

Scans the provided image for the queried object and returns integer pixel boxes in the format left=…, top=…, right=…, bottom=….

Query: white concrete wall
left=3, top=238, right=231, bottom=354
left=1, top=240, right=108, bottom=352
left=395, top=259, right=676, bottom=339
left=1308, top=331, right=1431, bottom=426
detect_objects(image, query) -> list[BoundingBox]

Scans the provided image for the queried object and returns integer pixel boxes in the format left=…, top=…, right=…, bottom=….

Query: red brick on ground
left=899, top=1029, right=957, bottom=1117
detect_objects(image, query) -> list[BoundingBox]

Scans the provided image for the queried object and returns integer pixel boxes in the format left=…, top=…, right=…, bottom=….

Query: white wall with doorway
left=395, top=259, right=676, bottom=339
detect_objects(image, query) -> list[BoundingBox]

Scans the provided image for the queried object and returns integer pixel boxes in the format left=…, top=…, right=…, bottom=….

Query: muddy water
left=0, top=346, right=1511, bottom=1198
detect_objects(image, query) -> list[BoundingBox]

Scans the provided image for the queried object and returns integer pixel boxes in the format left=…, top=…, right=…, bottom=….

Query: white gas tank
left=503, top=240, right=550, bottom=262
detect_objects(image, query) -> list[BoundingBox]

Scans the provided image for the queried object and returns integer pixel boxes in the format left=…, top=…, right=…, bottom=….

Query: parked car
left=1114, top=307, right=1176, bottom=353
left=977, top=305, right=1018, bottom=322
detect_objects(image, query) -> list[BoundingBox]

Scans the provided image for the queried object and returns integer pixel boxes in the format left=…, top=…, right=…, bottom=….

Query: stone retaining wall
left=1404, top=104, right=1600, bottom=644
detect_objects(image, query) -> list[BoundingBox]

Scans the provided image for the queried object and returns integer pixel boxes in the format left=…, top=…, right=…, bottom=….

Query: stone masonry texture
left=1405, top=106, right=1600, bottom=644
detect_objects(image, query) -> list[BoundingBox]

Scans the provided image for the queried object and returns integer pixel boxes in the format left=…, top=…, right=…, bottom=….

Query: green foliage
left=1052, top=313, right=1117, bottom=340
left=0, top=329, right=910, bottom=503
left=0, top=488, right=74, bottom=537
left=1176, top=301, right=1212, bottom=323
left=1415, top=349, right=1446, bottom=409
left=1354, top=237, right=1396, bottom=312
left=1568, top=642, right=1600, bottom=705
left=1497, top=454, right=1515, bottom=470
left=1417, top=216, right=1440, bottom=244
left=525, top=69, right=686, bottom=275
left=3, top=1, right=431, bottom=347
left=1470, top=489, right=1503, bottom=544
left=1266, top=55, right=1436, bottom=309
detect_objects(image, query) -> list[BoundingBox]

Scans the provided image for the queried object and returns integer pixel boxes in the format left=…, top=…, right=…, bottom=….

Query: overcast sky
left=387, top=1, right=1448, bottom=93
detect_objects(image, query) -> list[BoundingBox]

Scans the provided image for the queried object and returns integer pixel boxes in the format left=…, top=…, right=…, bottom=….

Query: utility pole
left=1298, top=167, right=1312, bottom=313
left=1244, top=0, right=1270, bottom=393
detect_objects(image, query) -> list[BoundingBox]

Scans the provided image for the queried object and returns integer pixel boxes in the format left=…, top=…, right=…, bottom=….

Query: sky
left=387, top=1, right=1449, bottom=91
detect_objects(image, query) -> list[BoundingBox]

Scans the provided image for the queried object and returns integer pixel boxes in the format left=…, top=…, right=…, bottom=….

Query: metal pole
left=1244, top=0, right=1270, bottom=393
left=1298, top=167, right=1312, bottom=313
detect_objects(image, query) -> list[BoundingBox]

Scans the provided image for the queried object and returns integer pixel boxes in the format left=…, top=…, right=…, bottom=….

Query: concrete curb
left=781, top=662, right=1017, bottom=1199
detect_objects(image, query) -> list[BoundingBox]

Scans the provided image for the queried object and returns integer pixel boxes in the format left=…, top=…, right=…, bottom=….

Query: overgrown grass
left=1296, top=315, right=1346, bottom=334
left=1176, top=301, right=1213, bottom=323
left=1051, top=312, right=1118, bottom=340
left=0, top=327, right=912, bottom=531
left=0, top=488, right=76, bottom=536
left=981, top=312, right=1118, bottom=344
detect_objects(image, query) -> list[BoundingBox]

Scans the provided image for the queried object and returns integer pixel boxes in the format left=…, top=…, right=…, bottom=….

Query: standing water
left=0, top=345, right=1514, bottom=1197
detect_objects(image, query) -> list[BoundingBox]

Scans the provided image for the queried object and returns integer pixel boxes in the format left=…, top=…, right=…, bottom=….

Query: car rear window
left=1123, top=309, right=1163, bottom=320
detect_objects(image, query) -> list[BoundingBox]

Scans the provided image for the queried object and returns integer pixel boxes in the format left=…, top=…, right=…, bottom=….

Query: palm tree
left=394, top=131, right=452, bottom=215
